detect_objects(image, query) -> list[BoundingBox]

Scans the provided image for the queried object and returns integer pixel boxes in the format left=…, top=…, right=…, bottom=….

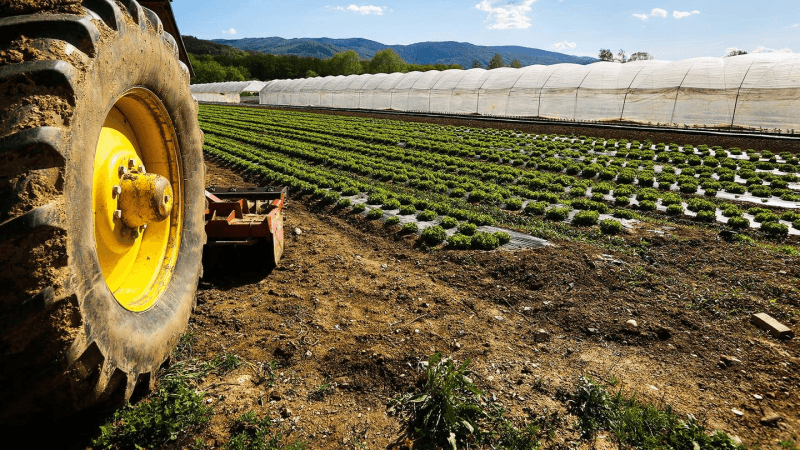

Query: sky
left=173, top=0, right=800, bottom=60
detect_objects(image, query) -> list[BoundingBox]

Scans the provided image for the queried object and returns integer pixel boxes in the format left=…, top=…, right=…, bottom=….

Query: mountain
left=212, top=37, right=597, bottom=67
left=183, top=35, right=251, bottom=57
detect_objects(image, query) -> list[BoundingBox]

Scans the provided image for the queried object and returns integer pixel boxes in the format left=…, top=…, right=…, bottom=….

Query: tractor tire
left=0, top=0, right=204, bottom=423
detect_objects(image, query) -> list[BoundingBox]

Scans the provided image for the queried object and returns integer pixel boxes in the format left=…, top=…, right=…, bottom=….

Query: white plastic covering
left=259, top=54, right=800, bottom=131
left=191, top=81, right=267, bottom=103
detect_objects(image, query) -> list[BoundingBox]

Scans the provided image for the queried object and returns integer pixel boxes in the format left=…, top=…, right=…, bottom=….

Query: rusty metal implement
left=205, top=186, right=286, bottom=267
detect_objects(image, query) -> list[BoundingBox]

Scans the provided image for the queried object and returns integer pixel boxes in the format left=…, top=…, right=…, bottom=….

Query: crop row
left=199, top=105, right=800, bottom=238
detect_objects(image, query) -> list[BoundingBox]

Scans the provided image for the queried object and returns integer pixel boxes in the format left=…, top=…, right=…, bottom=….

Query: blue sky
left=173, top=0, right=800, bottom=60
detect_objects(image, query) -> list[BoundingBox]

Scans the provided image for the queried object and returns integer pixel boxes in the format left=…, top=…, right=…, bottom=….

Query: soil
left=182, top=159, right=799, bottom=449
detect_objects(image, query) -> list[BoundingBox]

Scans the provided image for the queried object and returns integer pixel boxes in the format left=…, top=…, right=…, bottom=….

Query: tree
left=616, top=49, right=627, bottom=63
left=598, top=49, right=613, bottom=62
left=326, top=50, right=363, bottom=76
left=628, top=52, right=654, bottom=62
left=510, top=59, right=522, bottom=68
left=190, top=55, right=226, bottom=83
left=487, top=53, right=505, bottom=69
left=726, top=48, right=748, bottom=57
left=305, top=69, right=319, bottom=78
left=369, top=48, right=407, bottom=74
left=471, top=59, right=483, bottom=69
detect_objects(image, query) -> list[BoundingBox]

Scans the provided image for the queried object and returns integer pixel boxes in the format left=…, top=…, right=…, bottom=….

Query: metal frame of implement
left=204, top=186, right=286, bottom=264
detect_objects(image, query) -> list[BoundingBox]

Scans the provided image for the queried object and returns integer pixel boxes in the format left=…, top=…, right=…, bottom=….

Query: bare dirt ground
left=194, top=159, right=799, bottom=449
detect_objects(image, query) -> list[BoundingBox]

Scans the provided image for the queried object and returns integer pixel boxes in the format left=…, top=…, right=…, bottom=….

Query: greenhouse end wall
left=259, top=53, right=800, bottom=132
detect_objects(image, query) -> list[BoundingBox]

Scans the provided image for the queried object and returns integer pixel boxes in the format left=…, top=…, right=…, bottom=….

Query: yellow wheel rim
left=92, top=88, right=183, bottom=312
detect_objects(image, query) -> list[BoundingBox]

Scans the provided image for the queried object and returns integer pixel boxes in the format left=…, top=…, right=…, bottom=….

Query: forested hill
left=213, top=37, right=597, bottom=67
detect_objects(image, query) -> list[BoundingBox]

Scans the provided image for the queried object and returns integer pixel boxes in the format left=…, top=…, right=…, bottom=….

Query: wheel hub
left=117, top=169, right=173, bottom=230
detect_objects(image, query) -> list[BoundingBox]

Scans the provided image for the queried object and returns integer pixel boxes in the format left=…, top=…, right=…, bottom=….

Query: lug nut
left=118, top=166, right=127, bottom=177
left=113, top=209, right=122, bottom=220
left=128, top=158, right=136, bottom=169
left=112, top=185, right=122, bottom=197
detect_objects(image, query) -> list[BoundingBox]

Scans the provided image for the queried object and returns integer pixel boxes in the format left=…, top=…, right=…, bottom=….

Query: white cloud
left=333, top=5, right=387, bottom=15
left=221, top=28, right=236, bottom=35
left=553, top=41, right=577, bottom=51
left=475, top=0, right=538, bottom=30
left=651, top=8, right=667, bottom=18
left=673, top=10, right=700, bottom=19
left=633, top=8, right=667, bottom=21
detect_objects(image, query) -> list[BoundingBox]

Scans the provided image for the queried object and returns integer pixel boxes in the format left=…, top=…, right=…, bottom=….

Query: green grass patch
left=564, top=377, right=743, bottom=449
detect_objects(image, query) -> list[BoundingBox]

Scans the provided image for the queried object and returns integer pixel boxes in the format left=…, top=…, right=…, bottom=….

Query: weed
left=93, top=376, right=211, bottom=449
left=213, top=353, right=243, bottom=373
left=254, top=360, right=279, bottom=387
left=389, top=353, right=484, bottom=449
left=224, top=411, right=306, bottom=450
left=173, top=331, right=198, bottom=361
left=564, top=377, right=744, bottom=449
left=779, top=437, right=798, bottom=450
left=309, top=378, right=336, bottom=400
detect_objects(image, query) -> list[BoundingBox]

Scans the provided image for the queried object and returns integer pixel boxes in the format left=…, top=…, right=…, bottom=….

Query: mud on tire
left=0, top=0, right=204, bottom=422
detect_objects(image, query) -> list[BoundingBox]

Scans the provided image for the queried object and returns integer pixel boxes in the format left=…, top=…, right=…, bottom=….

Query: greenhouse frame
left=191, top=80, right=268, bottom=103
left=259, top=53, right=800, bottom=132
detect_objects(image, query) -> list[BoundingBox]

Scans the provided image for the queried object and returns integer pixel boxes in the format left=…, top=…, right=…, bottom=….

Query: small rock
left=494, top=315, right=505, bottom=321
left=625, top=319, right=638, bottom=330
left=586, top=327, right=599, bottom=335
left=760, top=411, right=782, bottom=426
left=730, top=436, right=743, bottom=445
left=731, top=408, right=744, bottom=416
left=305, top=350, right=313, bottom=357
left=487, top=376, right=495, bottom=381
left=293, top=227, right=302, bottom=236
left=719, top=355, right=742, bottom=367
left=753, top=394, right=763, bottom=400
left=533, top=329, right=550, bottom=343
left=454, top=342, right=462, bottom=349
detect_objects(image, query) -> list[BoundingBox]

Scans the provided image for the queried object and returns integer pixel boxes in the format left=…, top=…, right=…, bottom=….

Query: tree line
left=189, top=49, right=464, bottom=84
left=598, top=49, right=654, bottom=62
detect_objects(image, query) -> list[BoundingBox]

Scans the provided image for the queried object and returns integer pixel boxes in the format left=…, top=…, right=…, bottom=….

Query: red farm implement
left=204, top=186, right=286, bottom=268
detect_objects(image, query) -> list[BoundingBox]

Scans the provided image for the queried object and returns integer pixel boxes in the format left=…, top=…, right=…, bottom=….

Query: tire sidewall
left=67, top=17, right=204, bottom=375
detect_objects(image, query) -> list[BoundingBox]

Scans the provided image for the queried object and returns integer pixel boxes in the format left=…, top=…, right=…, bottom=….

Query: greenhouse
left=259, top=53, right=800, bottom=132
left=191, top=80, right=267, bottom=103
